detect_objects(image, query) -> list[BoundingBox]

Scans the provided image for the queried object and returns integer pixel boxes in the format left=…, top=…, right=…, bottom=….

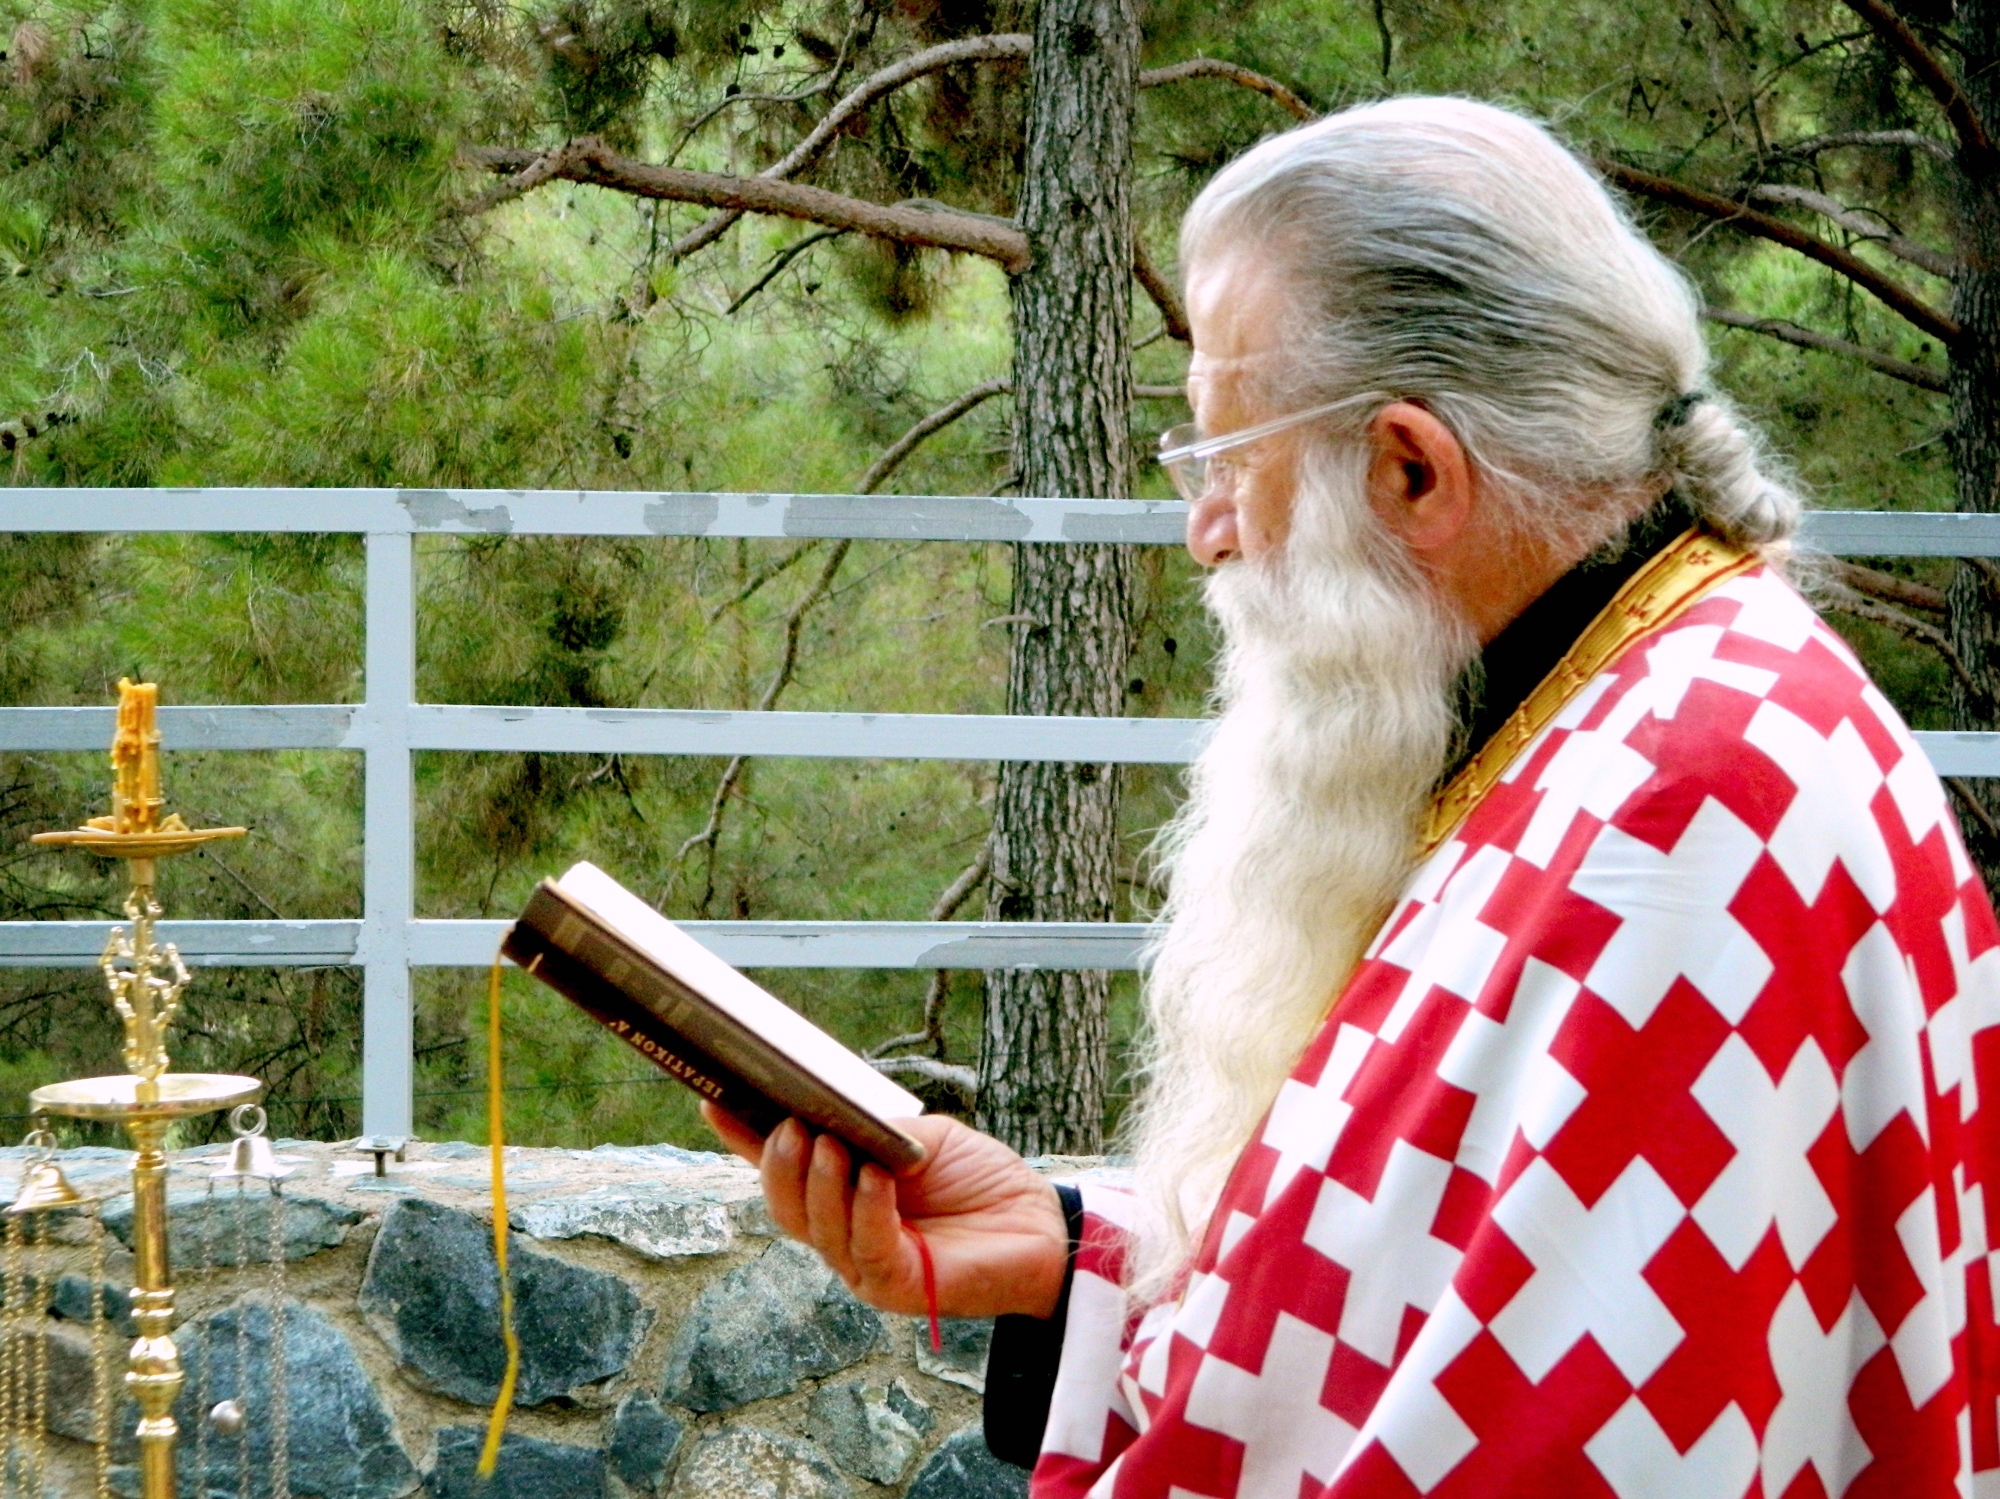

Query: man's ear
left=1365, top=402, right=1476, bottom=555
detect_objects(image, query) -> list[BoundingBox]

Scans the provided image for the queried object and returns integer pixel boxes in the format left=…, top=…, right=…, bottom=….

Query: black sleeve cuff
left=983, top=1183, right=1085, bottom=1470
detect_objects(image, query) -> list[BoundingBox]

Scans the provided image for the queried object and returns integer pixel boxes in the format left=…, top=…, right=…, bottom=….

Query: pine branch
left=1773, top=129, right=1954, bottom=164
left=1700, top=304, right=1947, bottom=391
left=871, top=848, right=991, bottom=1060
left=1830, top=559, right=1946, bottom=612
left=1836, top=0, right=1999, bottom=168
left=726, top=227, right=845, bottom=315
left=868, top=1054, right=978, bottom=1108
left=1823, top=591, right=1995, bottom=714
left=707, top=539, right=824, bottom=620
left=1133, top=235, right=1191, bottom=343
left=1137, top=57, right=1313, bottom=120
left=1601, top=160, right=1959, bottom=345
left=1744, top=183, right=1957, bottom=277
left=855, top=378, right=1012, bottom=493
left=467, top=138, right=1031, bottom=271
left=675, top=379, right=1012, bottom=907
left=668, top=34, right=1033, bottom=262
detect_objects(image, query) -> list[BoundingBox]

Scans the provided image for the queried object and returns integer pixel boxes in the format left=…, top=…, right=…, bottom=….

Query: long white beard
left=1122, top=446, right=1476, bottom=1301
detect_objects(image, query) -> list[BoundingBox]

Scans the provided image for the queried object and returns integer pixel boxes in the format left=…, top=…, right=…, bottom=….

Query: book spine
left=500, top=922, right=786, bottom=1137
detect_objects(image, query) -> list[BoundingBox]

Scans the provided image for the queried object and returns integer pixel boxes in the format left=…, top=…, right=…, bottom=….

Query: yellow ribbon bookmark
left=478, top=950, right=522, bottom=1478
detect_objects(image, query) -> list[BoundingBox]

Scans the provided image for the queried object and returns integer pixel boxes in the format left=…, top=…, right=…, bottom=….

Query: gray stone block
left=667, top=1428, right=849, bottom=1499
left=427, top=1426, right=605, bottom=1499
left=49, top=1272, right=135, bottom=1335
left=607, top=1391, right=685, bottom=1493
left=807, top=1377, right=933, bottom=1484
left=906, top=1427, right=1030, bottom=1499
left=101, top=1187, right=361, bottom=1266
left=112, top=1298, right=418, bottom=1499
left=359, top=1196, right=650, bottom=1407
left=659, top=1239, right=882, bottom=1412
left=511, top=1185, right=734, bottom=1259
left=916, top=1317, right=993, bottom=1391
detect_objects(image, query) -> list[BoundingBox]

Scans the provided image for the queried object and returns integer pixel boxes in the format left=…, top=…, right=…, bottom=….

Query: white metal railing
left=0, top=489, right=1992, bottom=1133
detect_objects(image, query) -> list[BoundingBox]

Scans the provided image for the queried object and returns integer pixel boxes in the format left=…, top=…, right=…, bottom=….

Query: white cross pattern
left=1763, top=1284, right=1883, bottom=1498
left=1183, top=1311, right=1358, bottom=1499
left=1690, top=1034, right=1841, bottom=1270
left=1573, top=797, right=1773, bottom=1028
left=1375, top=844, right=1513, bottom=1042
left=1488, top=1156, right=1686, bottom=1386
left=1584, top=1397, right=1757, bottom=1499
left=1258, top=1022, right=1373, bottom=1210
left=1743, top=700, right=1895, bottom=912
left=1839, top=922, right=1929, bottom=1151
left=1335, top=1289, right=1482, bottom=1494
left=1435, top=956, right=1586, bottom=1182
left=1303, top=1138, right=1463, bottom=1366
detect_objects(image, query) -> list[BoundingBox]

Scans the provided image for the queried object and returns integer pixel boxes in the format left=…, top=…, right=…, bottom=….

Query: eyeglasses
left=1156, top=393, right=1386, bottom=503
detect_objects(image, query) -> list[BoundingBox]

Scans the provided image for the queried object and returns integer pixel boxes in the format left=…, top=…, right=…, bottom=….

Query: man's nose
left=1186, top=490, right=1240, bottom=566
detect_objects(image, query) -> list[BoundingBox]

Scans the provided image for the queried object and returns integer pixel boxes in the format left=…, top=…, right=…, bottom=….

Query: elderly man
left=706, top=96, right=2000, bottom=1496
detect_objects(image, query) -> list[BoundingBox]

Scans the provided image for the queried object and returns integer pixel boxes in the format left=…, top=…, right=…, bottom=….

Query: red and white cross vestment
left=1031, top=563, right=2000, bottom=1499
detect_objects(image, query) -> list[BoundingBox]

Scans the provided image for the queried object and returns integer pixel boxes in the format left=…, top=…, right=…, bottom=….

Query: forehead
left=1185, top=251, right=1294, bottom=398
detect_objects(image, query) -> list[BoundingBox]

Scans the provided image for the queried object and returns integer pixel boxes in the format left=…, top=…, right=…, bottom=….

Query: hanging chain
left=233, top=1177, right=250, bottom=1499
left=194, top=1177, right=213, bottom=1496
left=25, top=1214, right=44, bottom=1499
left=4, top=1210, right=24, bottom=1499
left=89, top=1206, right=110, bottom=1499
left=267, top=1181, right=287, bottom=1499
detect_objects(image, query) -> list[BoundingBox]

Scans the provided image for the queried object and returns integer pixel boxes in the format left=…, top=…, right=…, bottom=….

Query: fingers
left=758, top=1119, right=813, bottom=1243
left=699, top=1102, right=767, bottom=1165
left=847, top=1163, right=914, bottom=1294
left=804, top=1133, right=860, bottom=1284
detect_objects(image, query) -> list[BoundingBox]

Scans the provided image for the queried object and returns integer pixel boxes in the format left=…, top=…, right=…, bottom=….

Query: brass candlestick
left=29, top=679, right=259, bottom=1499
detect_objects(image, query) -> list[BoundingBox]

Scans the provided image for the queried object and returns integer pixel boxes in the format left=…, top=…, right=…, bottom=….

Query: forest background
left=0, top=0, right=1960, bottom=1149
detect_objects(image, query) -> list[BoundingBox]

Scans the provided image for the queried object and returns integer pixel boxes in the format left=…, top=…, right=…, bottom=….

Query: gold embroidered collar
left=1417, top=526, right=1757, bottom=857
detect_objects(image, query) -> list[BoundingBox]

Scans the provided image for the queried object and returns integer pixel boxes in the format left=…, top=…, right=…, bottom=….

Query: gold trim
left=1417, top=527, right=1758, bottom=857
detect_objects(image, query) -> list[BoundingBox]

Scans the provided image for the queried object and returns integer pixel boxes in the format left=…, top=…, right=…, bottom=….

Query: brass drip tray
left=30, top=1073, right=262, bottom=1121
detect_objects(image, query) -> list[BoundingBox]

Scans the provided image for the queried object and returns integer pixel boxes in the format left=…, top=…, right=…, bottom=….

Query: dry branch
left=868, top=1054, right=978, bottom=1108
left=871, top=848, right=992, bottom=1060
left=1137, top=57, right=1313, bottom=120
left=674, top=381, right=1015, bottom=907
left=1831, top=560, right=1946, bottom=613
left=1823, top=591, right=1995, bottom=714
left=1601, top=160, right=1959, bottom=345
left=469, top=139, right=1031, bottom=271
left=1774, top=129, right=1954, bottom=164
left=1700, top=304, right=1948, bottom=391
left=1837, top=0, right=1998, bottom=167
left=1133, top=236, right=1191, bottom=343
left=1745, top=184, right=1957, bottom=277
left=668, top=34, right=1033, bottom=261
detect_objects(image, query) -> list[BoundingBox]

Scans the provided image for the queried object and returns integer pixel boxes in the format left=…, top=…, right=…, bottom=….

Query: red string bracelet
left=907, top=1226, right=943, bottom=1353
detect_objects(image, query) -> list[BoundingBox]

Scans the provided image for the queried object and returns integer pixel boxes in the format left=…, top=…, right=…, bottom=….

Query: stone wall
left=0, top=1139, right=1106, bottom=1498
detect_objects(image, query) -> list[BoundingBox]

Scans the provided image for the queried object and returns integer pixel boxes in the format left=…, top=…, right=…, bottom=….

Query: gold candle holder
left=28, top=679, right=259, bottom=1499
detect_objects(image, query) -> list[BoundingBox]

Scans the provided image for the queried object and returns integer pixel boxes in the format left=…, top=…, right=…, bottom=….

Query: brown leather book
left=502, top=861, right=928, bottom=1172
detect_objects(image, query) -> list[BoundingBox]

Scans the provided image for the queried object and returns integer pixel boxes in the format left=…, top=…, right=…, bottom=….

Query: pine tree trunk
left=977, top=0, right=1138, bottom=1155
left=1947, top=0, right=2000, bottom=883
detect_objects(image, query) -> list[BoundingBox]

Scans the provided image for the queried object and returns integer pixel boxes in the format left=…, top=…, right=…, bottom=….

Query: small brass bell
left=9, top=1126, right=82, bottom=1214
left=9, top=1159, right=82, bottom=1215
left=211, top=1104, right=292, bottom=1181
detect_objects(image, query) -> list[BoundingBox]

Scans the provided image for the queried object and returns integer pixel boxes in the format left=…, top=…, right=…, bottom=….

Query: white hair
left=1120, top=97, right=1804, bottom=1299
left=1180, top=96, right=1802, bottom=556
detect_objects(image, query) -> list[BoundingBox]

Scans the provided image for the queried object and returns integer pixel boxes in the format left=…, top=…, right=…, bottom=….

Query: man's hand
left=702, top=1103, right=1069, bottom=1321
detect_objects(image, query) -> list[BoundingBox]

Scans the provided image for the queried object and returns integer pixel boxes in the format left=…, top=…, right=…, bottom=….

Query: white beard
left=1122, top=446, right=1476, bottom=1301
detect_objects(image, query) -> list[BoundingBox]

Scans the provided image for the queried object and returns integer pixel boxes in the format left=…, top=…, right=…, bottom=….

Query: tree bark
left=1948, top=0, right=2000, bottom=882
left=977, top=0, right=1138, bottom=1155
